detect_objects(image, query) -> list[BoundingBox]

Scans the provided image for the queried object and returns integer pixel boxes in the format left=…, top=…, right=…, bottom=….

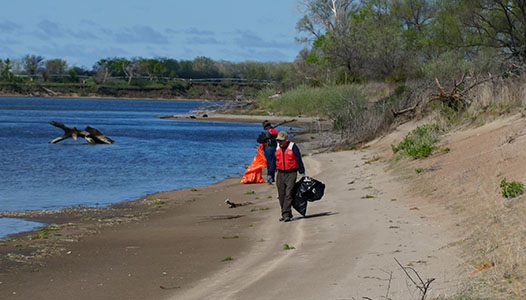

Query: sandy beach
left=0, top=114, right=468, bottom=299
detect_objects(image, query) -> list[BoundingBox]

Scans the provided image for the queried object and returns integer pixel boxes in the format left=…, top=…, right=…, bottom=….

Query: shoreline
left=0, top=113, right=332, bottom=279
left=0, top=113, right=339, bottom=300
left=0, top=93, right=222, bottom=102
left=0, top=177, right=274, bottom=299
left=0, top=112, right=469, bottom=299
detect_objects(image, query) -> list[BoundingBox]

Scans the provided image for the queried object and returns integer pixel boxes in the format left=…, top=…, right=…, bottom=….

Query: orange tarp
left=241, top=144, right=267, bottom=184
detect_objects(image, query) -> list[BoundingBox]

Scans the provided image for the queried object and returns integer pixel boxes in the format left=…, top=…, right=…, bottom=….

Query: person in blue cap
left=257, top=120, right=278, bottom=184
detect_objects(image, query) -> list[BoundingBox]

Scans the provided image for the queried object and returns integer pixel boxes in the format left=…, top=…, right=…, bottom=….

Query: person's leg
left=281, top=172, right=297, bottom=219
left=276, top=171, right=286, bottom=220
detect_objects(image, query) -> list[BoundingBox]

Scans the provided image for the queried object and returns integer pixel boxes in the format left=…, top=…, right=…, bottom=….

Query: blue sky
left=0, top=0, right=305, bottom=68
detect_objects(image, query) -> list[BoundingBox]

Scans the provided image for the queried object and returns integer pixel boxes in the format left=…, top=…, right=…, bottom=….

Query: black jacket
left=257, top=127, right=277, bottom=148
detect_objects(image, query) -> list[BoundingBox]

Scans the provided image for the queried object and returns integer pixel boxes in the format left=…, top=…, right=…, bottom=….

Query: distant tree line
left=2, top=0, right=525, bottom=91
left=0, top=55, right=292, bottom=86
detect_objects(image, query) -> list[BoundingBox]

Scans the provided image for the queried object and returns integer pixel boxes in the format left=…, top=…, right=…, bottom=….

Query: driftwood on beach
left=49, top=121, right=114, bottom=144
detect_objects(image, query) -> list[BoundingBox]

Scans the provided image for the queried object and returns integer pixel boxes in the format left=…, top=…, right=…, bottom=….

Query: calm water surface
left=0, top=97, right=264, bottom=238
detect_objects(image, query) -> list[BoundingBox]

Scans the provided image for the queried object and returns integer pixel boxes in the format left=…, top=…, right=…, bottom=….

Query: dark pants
left=264, top=146, right=276, bottom=180
left=276, top=171, right=297, bottom=218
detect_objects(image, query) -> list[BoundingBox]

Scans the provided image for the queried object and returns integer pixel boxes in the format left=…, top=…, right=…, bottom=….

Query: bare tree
left=297, top=0, right=355, bottom=39
left=462, top=0, right=526, bottom=64
left=23, top=54, right=45, bottom=81
left=44, top=59, right=68, bottom=81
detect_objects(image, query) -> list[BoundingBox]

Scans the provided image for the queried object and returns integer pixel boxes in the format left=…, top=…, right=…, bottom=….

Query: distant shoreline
left=0, top=80, right=266, bottom=101
left=0, top=93, right=216, bottom=102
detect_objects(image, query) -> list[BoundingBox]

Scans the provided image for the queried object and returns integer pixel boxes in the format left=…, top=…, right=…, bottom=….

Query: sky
left=0, top=0, right=306, bottom=69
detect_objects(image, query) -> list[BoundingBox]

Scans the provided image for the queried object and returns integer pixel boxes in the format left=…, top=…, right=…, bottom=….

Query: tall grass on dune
left=431, top=76, right=526, bottom=130
left=254, top=84, right=368, bottom=118
left=254, top=84, right=387, bottom=144
left=254, top=83, right=426, bottom=145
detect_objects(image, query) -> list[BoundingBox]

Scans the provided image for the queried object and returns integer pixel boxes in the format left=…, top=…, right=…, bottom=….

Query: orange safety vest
left=275, top=142, right=299, bottom=171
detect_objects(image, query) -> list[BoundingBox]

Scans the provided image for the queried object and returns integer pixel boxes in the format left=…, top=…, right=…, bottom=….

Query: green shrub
left=283, top=243, right=295, bottom=250
left=392, top=124, right=440, bottom=159
left=500, top=178, right=524, bottom=198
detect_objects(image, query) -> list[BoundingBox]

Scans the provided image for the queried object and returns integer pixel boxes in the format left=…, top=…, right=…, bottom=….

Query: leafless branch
left=394, top=257, right=435, bottom=300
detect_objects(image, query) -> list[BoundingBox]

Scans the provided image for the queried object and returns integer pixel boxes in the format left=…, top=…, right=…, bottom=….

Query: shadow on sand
left=293, top=211, right=337, bottom=221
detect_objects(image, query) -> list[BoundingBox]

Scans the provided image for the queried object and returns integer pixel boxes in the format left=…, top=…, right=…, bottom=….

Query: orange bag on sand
left=241, top=144, right=267, bottom=184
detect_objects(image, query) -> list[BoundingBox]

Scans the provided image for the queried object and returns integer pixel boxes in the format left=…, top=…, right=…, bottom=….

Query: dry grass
left=468, top=77, right=526, bottom=116
left=362, top=81, right=398, bottom=103
left=410, top=76, right=526, bottom=299
left=462, top=195, right=526, bottom=299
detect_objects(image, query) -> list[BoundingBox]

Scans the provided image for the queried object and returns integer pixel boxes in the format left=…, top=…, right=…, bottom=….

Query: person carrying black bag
left=257, top=120, right=278, bottom=184
left=275, top=131, right=305, bottom=222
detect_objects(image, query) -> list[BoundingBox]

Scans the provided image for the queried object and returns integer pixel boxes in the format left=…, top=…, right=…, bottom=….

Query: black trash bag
left=291, top=176, right=325, bottom=217
left=292, top=194, right=307, bottom=216
left=294, top=176, right=325, bottom=202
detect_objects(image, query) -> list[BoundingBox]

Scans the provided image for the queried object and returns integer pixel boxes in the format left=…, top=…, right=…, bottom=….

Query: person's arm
left=256, top=131, right=267, bottom=144
left=293, top=144, right=305, bottom=175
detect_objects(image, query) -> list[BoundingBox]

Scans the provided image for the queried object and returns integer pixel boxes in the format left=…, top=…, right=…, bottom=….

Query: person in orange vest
left=256, top=120, right=278, bottom=184
left=275, top=131, right=305, bottom=222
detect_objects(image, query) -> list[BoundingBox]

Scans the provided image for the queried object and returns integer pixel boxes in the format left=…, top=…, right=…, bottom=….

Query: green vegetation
left=283, top=244, right=295, bottom=250
left=154, top=199, right=166, bottom=207
left=392, top=125, right=441, bottom=159
left=222, top=235, right=239, bottom=239
left=250, top=207, right=269, bottom=212
left=221, top=256, right=233, bottom=262
left=500, top=178, right=524, bottom=199
left=29, top=224, right=61, bottom=240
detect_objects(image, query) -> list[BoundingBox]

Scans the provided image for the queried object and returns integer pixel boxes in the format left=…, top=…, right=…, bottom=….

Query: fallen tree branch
left=394, top=257, right=435, bottom=300
left=428, top=77, right=468, bottom=111
left=391, top=99, right=424, bottom=117
left=39, top=85, right=57, bottom=96
left=273, top=119, right=296, bottom=127
left=49, top=121, right=114, bottom=144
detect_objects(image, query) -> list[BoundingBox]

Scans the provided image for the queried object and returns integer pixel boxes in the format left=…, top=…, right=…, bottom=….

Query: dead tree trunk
left=49, top=121, right=114, bottom=144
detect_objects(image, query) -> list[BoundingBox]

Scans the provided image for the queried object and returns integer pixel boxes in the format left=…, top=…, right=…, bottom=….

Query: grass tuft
left=392, top=124, right=441, bottom=159
left=500, top=178, right=524, bottom=199
left=283, top=243, right=295, bottom=250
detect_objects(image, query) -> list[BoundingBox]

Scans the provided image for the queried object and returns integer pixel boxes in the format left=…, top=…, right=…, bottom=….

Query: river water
left=0, top=97, right=264, bottom=238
